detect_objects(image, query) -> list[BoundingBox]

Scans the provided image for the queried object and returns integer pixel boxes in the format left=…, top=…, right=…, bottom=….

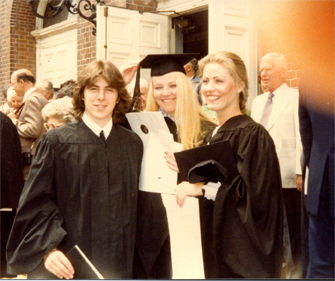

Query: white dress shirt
left=82, top=112, right=113, bottom=139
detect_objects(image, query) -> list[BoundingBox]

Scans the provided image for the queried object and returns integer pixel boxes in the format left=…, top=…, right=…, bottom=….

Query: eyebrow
left=203, top=75, right=226, bottom=79
left=90, top=84, right=113, bottom=88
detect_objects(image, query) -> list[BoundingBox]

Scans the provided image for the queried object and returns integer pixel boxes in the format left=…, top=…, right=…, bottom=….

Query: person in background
left=184, top=58, right=202, bottom=104
left=55, top=79, right=76, bottom=99
left=167, top=51, right=283, bottom=278
left=184, top=59, right=218, bottom=122
left=35, top=80, right=54, bottom=101
left=251, top=52, right=303, bottom=278
left=42, top=96, right=76, bottom=130
left=6, top=60, right=143, bottom=279
left=0, top=112, right=24, bottom=279
left=1, top=86, right=13, bottom=115
left=123, top=54, right=216, bottom=278
left=126, top=78, right=149, bottom=111
left=8, top=89, right=24, bottom=115
left=299, top=57, right=334, bottom=278
left=8, top=69, right=48, bottom=181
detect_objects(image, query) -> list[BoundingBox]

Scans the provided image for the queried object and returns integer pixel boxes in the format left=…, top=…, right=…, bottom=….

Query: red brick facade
left=77, top=16, right=97, bottom=74
left=0, top=1, right=36, bottom=91
left=127, top=0, right=157, bottom=12
left=0, top=0, right=11, bottom=90
left=1, top=0, right=327, bottom=94
left=256, top=1, right=333, bottom=90
left=1, top=0, right=157, bottom=92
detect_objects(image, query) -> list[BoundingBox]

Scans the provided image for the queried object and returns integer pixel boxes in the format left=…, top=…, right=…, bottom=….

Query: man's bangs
left=83, top=74, right=106, bottom=89
left=103, top=74, right=119, bottom=90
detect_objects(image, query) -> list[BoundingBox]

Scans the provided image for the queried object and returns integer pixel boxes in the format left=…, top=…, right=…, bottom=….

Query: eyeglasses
left=44, top=122, right=64, bottom=131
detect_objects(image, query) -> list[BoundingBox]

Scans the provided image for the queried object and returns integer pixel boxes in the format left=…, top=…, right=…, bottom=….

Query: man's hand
left=296, top=174, right=303, bottom=192
left=44, top=248, right=74, bottom=279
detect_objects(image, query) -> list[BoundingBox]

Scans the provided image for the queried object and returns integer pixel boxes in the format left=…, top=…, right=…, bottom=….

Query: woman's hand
left=120, top=59, right=141, bottom=85
left=44, top=248, right=74, bottom=279
left=164, top=151, right=179, bottom=173
left=174, top=182, right=204, bottom=207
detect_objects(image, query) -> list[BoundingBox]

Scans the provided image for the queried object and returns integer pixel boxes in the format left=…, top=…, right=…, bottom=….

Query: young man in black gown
left=6, top=60, right=143, bottom=279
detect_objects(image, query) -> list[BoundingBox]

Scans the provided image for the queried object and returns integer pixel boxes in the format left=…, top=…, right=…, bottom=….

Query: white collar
left=82, top=113, right=113, bottom=139
left=159, top=107, right=175, bottom=122
left=23, top=87, right=36, bottom=103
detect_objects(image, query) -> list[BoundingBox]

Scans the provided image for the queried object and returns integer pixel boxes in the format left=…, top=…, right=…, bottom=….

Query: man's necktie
left=99, top=130, right=106, bottom=141
left=260, top=92, right=274, bottom=127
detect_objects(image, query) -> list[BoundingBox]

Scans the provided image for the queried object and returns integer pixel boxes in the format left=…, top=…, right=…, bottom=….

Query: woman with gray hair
left=42, top=96, right=75, bottom=130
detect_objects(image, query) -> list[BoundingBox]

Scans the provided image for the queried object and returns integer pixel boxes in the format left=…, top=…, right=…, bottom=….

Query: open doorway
left=173, top=10, right=208, bottom=59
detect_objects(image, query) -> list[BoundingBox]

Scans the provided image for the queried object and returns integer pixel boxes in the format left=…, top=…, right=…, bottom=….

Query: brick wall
left=0, top=0, right=36, bottom=93
left=256, top=1, right=333, bottom=91
left=0, top=0, right=11, bottom=93
left=0, top=0, right=157, bottom=89
left=127, top=0, right=157, bottom=12
left=77, top=16, right=97, bottom=74
left=3, top=0, right=329, bottom=94
left=255, top=0, right=301, bottom=90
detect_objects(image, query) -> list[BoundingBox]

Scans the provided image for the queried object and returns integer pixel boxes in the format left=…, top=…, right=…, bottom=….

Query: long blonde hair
left=146, top=71, right=215, bottom=150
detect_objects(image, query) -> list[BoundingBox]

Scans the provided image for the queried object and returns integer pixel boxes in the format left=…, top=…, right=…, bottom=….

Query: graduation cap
left=174, top=140, right=239, bottom=184
left=131, top=53, right=199, bottom=111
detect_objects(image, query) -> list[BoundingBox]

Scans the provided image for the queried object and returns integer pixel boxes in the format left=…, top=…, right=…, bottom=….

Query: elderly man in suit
left=8, top=69, right=48, bottom=180
left=251, top=52, right=303, bottom=278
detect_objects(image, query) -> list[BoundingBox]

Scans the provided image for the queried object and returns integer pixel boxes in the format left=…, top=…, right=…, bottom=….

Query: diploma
left=126, top=112, right=182, bottom=194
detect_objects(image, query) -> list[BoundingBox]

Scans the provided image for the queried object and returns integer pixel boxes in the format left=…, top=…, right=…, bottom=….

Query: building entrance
left=173, top=9, right=208, bottom=59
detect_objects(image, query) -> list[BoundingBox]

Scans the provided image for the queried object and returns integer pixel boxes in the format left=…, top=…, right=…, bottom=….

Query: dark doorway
left=174, top=10, right=208, bottom=59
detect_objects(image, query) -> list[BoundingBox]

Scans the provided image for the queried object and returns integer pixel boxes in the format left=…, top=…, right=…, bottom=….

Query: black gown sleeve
left=6, top=133, right=67, bottom=275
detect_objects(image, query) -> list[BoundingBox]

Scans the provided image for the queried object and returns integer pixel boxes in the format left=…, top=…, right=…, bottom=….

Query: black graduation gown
left=1, top=112, right=24, bottom=278
left=199, top=115, right=283, bottom=278
left=0, top=112, right=24, bottom=209
left=133, top=117, right=216, bottom=279
left=133, top=117, right=176, bottom=279
left=6, top=119, right=143, bottom=279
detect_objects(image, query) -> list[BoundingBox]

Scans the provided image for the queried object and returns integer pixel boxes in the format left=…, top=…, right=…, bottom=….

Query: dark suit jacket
left=299, top=69, right=334, bottom=217
left=0, top=112, right=24, bottom=208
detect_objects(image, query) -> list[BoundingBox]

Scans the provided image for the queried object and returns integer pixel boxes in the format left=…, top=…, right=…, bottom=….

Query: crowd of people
left=0, top=49, right=333, bottom=279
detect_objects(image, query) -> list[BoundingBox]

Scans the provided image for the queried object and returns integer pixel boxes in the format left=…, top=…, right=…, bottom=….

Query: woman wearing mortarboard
left=124, top=54, right=217, bottom=278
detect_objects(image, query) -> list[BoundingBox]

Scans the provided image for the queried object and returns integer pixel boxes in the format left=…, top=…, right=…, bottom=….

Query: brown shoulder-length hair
left=72, top=60, right=131, bottom=123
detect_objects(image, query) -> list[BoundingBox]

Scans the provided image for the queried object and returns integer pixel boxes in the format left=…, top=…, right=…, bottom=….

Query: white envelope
left=126, top=112, right=182, bottom=194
